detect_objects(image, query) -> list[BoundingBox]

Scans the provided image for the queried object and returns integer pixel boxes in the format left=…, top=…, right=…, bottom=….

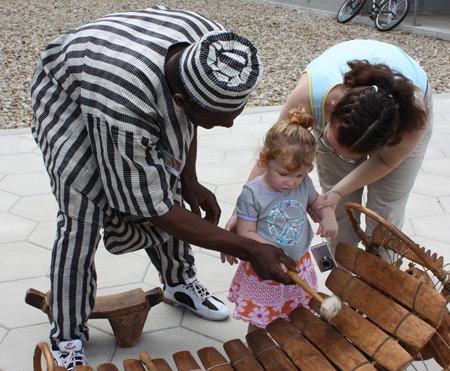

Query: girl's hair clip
left=372, top=84, right=393, bottom=98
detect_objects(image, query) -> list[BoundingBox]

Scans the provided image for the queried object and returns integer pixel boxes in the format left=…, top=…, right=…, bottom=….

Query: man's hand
left=182, top=180, right=221, bottom=225
left=247, top=243, right=299, bottom=285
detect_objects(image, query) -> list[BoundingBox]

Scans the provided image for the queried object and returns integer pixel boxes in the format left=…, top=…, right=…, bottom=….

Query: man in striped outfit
left=31, top=6, right=298, bottom=370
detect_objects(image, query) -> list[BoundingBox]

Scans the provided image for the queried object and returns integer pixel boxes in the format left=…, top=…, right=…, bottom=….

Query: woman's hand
left=317, top=190, right=342, bottom=212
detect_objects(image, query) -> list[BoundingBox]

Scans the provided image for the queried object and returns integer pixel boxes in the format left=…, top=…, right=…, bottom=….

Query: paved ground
left=0, top=92, right=449, bottom=370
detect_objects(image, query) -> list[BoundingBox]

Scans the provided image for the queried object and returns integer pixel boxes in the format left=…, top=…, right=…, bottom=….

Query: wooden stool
left=25, top=287, right=163, bottom=348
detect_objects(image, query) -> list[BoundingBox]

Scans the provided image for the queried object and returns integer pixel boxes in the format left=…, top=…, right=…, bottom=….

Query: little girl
left=226, top=107, right=338, bottom=333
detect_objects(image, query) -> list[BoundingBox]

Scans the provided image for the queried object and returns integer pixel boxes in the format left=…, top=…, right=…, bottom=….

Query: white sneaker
left=52, top=339, right=88, bottom=371
left=164, top=279, right=229, bottom=321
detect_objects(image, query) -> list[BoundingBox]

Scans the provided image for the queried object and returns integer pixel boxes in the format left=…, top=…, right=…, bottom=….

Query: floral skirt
left=228, top=252, right=318, bottom=329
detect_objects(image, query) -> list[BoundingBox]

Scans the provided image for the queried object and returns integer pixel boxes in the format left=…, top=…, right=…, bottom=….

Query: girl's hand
left=316, top=217, right=339, bottom=241
left=221, top=252, right=239, bottom=265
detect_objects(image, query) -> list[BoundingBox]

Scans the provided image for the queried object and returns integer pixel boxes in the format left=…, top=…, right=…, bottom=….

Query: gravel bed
left=1, top=0, right=449, bottom=129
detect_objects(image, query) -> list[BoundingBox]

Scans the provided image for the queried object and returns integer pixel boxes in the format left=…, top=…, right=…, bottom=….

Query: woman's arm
left=321, top=125, right=427, bottom=212
left=279, top=73, right=312, bottom=122
left=333, top=127, right=426, bottom=197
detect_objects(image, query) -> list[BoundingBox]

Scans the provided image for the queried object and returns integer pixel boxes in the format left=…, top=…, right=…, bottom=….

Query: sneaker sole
left=163, top=297, right=229, bottom=321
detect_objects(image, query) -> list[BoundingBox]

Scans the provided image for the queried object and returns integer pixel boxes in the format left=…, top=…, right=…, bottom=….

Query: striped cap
left=179, top=30, right=263, bottom=114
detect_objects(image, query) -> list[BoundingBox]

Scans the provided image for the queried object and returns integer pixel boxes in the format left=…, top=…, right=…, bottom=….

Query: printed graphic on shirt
left=157, top=146, right=183, bottom=177
left=267, top=200, right=306, bottom=245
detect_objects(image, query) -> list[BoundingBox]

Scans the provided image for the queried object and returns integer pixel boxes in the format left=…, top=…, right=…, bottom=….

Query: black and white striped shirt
left=31, top=7, right=226, bottom=221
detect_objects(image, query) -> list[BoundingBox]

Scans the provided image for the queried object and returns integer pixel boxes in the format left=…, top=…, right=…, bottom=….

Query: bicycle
left=337, top=0, right=410, bottom=31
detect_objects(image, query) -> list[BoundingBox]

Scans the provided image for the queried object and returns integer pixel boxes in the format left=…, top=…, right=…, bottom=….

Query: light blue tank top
left=304, top=40, right=428, bottom=129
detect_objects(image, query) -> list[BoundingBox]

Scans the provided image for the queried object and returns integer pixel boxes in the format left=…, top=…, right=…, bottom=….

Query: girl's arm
left=236, top=218, right=275, bottom=245
left=309, top=193, right=338, bottom=241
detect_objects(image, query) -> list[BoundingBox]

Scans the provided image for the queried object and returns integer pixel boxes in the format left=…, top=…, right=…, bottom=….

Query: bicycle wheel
left=375, top=0, right=410, bottom=31
left=337, top=0, right=366, bottom=23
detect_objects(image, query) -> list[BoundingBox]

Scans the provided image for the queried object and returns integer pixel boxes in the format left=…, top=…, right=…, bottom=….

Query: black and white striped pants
left=49, top=193, right=196, bottom=346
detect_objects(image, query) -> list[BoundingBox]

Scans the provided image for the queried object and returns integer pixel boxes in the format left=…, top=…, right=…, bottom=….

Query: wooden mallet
left=139, top=351, right=158, bottom=371
left=287, top=269, right=341, bottom=320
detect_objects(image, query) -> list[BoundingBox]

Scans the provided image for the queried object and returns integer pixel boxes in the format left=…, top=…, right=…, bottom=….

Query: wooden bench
left=25, top=287, right=163, bottom=348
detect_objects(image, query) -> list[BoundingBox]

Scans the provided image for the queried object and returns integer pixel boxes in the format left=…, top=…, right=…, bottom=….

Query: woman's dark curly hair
left=329, top=60, right=428, bottom=154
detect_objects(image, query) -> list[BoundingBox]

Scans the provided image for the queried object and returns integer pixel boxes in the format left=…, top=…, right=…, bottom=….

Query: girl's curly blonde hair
left=259, top=107, right=316, bottom=172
